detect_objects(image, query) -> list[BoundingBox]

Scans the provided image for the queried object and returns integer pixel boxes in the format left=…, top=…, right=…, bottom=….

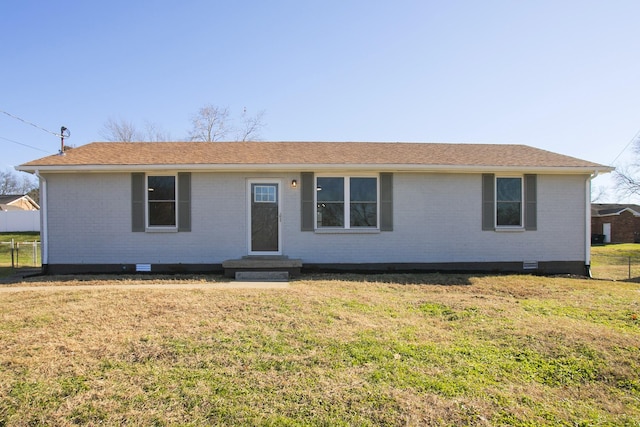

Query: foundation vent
left=523, top=261, right=539, bottom=270
left=136, top=264, right=151, bottom=272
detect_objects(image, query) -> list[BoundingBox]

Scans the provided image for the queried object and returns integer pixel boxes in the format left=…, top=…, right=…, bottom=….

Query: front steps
left=222, top=256, right=302, bottom=281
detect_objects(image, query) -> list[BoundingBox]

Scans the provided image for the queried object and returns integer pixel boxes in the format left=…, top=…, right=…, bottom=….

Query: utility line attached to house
left=0, top=109, right=67, bottom=138
left=1, top=108, right=70, bottom=154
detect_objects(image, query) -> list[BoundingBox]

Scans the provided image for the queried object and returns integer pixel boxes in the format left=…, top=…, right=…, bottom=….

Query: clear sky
left=2, top=0, right=639, bottom=200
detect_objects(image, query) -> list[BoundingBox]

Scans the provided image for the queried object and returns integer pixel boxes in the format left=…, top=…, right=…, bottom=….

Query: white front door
left=248, top=180, right=281, bottom=255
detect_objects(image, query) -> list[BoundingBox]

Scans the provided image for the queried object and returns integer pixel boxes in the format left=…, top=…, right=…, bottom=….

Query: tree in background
left=100, top=118, right=172, bottom=142
left=101, top=105, right=266, bottom=143
left=236, top=109, right=266, bottom=142
left=188, top=105, right=231, bottom=142
left=615, top=139, right=640, bottom=198
left=0, top=169, right=37, bottom=196
left=187, top=105, right=265, bottom=142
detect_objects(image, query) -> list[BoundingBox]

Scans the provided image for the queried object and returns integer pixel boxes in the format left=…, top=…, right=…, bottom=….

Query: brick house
left=18, top=141, right=612, bottom=276
left=591, top=204, right=640, bottom=243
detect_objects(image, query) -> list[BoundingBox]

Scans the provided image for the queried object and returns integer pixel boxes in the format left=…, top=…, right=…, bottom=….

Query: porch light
left=291, top=179, right=297, bottom=188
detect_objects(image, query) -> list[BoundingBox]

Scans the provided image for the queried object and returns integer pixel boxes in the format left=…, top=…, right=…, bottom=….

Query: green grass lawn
left=0, top=274, right=638, bottom=426
left=0, top=232, right=41, bottom=276
left=591, top=243, right=640, bottom=280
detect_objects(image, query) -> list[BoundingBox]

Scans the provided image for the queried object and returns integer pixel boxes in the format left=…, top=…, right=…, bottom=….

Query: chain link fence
left=0, top=240, right=41, bottom=268
left=590, top=253, right=640, bottom=281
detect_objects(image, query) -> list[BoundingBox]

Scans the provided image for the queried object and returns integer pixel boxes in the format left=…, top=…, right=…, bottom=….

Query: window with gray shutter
left=301, top=172, right=314, bottom=231
left=524, top=174, right=537, bottom=230
left=131, top=173, right=145, bottom=232
left=380, top=173, right=393, bottom=231
left=482, top=174, right=495, bottom=230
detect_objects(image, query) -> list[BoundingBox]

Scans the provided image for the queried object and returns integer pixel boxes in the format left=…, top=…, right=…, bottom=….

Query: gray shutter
left=380, top=173, right=393, bottom=231
left=482, top=174, right=495, bottom=231
left=301, top=172, right=314, bottom=231
left=178, top=172, right=191, bottom=232
left=524, top=174, right=537, bottom=230
left=131, top=173, right=145, bottom=232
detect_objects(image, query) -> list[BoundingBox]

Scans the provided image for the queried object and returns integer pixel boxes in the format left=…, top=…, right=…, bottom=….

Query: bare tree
left=143, top=120, right=172, bottom=142
left=100, top=117, right=143, bottom=142
left=614, top=136, right=640, bottom=197
left=188, top=105, right=230, bottom=142
left=100, top=118, right=172, bottom=142
left=591, top=184, right=609, bottom=203
left=236, top=109, right=266, bottom=141
left=0, top=169, right=37, bottom=195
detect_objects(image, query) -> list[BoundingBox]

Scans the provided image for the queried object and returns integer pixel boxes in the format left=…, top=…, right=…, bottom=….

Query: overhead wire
left=609, top=127, right=640, bottom=166
left=0, top=135, right=51, bottom=153
left=0, top=109, right=68, bottom=138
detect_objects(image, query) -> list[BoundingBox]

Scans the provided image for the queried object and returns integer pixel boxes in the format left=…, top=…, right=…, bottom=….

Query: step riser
left=235, top=271, right=289, bottom=282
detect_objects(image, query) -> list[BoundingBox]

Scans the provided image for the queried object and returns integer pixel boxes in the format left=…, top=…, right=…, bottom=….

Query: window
left=147, top=175, right=176, bottom=227
left=316, top=176, right=377, bottom=228
left=496, top=177, right=522, bottom=227
left=132, top=173, right=190, bottom=232
left=254, top=185, right=277, bottom=203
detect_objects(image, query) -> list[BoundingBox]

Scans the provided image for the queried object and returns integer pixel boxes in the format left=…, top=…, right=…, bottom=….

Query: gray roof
left=591, top=203, right=640, bottom=217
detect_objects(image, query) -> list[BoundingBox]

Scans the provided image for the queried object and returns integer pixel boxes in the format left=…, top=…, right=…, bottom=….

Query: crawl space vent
left=136, top=264, right=152, bottom=272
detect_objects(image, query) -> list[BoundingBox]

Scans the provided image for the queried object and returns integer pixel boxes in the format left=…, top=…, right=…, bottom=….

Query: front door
left=249, top=181, right=281, bottom=254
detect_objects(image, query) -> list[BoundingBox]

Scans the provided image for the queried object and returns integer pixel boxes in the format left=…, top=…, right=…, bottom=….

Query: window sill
left=493, top=227, right=526, bottom=233
left=315, top=228, right=380, bottom=235
left=145, top=227, right=179, bottom=233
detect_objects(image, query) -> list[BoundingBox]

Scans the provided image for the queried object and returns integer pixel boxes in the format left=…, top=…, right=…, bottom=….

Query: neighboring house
left=591, top=204, right=640, bottom=243
left=0, top=194, right=40, bottom=232
left=0, top=194, right=39, bottom=211
left=17, top=141, right=612, bottom=276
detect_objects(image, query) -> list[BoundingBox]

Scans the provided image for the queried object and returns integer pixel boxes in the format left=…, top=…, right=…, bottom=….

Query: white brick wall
left=44, top=171, right=588, bottom=265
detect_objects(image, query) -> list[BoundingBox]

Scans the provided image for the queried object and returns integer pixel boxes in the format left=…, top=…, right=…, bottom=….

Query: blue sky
left=2, top=0, right=639, bottom=200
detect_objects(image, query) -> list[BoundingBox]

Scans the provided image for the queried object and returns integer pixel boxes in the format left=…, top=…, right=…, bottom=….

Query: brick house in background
left=591, top=204, right=640, bottom=243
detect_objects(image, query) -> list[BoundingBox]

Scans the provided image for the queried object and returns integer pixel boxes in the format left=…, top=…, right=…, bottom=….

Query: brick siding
left=592, top=211, right=640, bottom=243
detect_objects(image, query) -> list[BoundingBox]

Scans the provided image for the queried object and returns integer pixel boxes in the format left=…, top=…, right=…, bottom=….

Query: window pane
left=350, top=178, right=377, bottom=227
left=317, top=203, right=344, bottom=227
left=148, top=176, right=176, bottom=227
left=149, top=202, right=176, bottom=226
left=148, top=176, right=175, bottom=201
left=254, top=185, right=276, bottom=203
left=351, top=203, right=377, bottom=227
left=496, top=178, right=521, bottom=202
left=350, top=178, right=376, bottom=202
left=317, top=178, right=344, bottom=202
left=496, top=178, right=522, bottom=226
left=497, top=202, right=521, bottom=226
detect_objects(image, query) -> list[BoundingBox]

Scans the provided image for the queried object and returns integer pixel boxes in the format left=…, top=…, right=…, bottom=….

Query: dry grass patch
left=0, top=274, right=639, bottom=426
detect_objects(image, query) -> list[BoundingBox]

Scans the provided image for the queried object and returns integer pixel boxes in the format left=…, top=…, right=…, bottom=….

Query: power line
left=0, top=135, right=51, bottom=153
left=610, top=127, right=640, bottom=166
left=0, top=109, right=68, bottom=138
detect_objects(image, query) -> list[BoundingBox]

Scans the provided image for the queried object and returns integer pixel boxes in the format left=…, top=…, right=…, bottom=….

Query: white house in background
left=17, top=141, right=612, bottom=276
left=0, top=194, right=39, bottom=211
left=0, top=194, right=40, bottom=232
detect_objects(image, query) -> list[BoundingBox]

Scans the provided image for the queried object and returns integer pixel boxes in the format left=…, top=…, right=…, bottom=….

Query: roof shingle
left=18, top=141, right=610, bottom=172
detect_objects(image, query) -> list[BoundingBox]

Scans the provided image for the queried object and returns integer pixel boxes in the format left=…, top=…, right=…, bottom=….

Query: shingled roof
left=17, top=141, right=612, bottom=173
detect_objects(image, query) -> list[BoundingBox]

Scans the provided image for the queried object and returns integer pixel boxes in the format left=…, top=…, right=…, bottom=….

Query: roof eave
left=17, top=163, right=614, bottom=174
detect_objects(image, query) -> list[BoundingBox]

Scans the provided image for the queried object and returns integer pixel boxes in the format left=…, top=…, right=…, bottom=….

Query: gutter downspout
left=35, top=170, right=48, bottom=273
left=585, top=172, right=597, bottom=278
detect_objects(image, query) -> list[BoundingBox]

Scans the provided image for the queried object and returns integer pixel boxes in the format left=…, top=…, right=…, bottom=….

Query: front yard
left=0, top=273, right=638, bottom=426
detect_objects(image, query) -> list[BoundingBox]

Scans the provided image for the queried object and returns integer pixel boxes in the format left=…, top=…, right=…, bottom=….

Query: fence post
left=10, top=238, right=14, bottom=268
left=33, top=240, right=37, bottom=267
left=629, top=256, right=632, bottom=280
